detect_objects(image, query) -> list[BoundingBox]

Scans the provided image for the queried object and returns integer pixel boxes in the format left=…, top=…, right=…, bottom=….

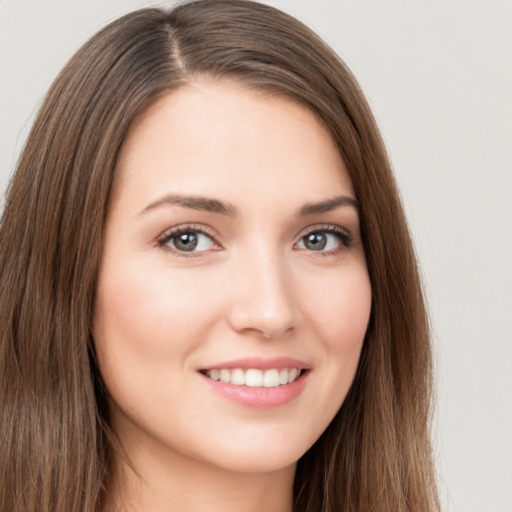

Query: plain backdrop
left=1, top=1, right=511, bottom=511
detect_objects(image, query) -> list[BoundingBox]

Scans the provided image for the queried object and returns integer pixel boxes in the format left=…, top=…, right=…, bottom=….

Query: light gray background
left=1, top=1, right=511, bottom=511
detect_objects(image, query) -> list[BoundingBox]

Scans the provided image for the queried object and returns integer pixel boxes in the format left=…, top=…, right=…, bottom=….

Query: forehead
left=113, top=80, right=354, bottom=212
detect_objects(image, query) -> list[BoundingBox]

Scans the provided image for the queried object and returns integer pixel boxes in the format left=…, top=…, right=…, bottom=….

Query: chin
left=185, top=425, right=319, bottom=475
left=203, top=447, right=301, bottom=475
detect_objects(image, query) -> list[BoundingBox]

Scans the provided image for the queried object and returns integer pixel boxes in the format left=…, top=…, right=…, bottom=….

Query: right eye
left=157, top=227, right=219, bottom=254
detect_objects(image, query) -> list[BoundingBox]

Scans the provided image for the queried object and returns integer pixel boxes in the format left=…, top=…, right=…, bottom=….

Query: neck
left=107, top=437, right=296, bottom=512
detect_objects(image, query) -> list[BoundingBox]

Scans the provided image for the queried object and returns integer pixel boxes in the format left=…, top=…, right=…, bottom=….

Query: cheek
left=92, top=257, right=220, bottom=403
left=95, top=258, right=215, bottom=348
left=284, top=264, right=371, bottom=447
left=300, top=265, right=371, bottom=400
left=303, top=264, right=372, bottom=348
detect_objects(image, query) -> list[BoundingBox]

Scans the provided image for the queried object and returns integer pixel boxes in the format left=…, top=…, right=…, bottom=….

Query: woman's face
left=93, top=81, right=372, bottom=476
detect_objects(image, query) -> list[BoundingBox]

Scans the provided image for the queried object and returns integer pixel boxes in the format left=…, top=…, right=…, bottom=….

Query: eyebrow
left=141, top=194, right=238, bottom=216
left=297, top=195, right=359, bottom=216
left=140, top=193, right=359, bottom=217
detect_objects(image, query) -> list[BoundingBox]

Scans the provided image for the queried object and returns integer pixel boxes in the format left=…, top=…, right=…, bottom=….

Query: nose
left=226, top=249, right=300, bottom=340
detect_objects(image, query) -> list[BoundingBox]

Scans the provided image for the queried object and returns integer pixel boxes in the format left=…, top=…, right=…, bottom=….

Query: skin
left=93, top=80, right=372, bottom=512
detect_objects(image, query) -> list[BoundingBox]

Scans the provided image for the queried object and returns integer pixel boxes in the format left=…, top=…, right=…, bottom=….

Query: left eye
left=296, top=231, right=346, bottom=252
left=161, top=230, right=216, bottom=252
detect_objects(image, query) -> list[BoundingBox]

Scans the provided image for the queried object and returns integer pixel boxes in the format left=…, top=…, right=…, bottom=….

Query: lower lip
left=200, top=371, right=309, bottom=408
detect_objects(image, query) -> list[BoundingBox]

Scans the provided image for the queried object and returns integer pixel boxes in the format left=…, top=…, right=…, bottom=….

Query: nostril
left=226, top=264, right=300, bottom=338
left=238, top=325, right=295, bottom=341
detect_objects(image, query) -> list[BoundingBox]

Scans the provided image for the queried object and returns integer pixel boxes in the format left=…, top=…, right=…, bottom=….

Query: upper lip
left=199, top=356, right=310, bottom=371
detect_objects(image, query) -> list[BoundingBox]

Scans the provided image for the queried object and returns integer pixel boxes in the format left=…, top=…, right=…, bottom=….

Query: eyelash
left=156, top=224, right=220, bottom=257
left=296, top=224, right=354, bottom=256
left=156, top=223, right=353, bottom=257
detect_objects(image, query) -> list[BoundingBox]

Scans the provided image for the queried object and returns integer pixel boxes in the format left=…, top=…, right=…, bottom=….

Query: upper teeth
left=205, top=368, right=301, bottom=387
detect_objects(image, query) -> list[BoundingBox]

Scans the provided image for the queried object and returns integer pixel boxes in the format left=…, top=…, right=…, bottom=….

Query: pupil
left=305, top=232, right=326, bottom=250
left=174, top=232, right=198, bottom=251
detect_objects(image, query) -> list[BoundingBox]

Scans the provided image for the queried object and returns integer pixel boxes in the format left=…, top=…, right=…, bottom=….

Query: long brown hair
left=0, top=1, right=439, bottom=510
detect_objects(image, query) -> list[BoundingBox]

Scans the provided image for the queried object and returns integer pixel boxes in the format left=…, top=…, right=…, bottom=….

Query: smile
left=204, top=368, right=303, bottom=387
left=199, top=357, right=310, bottom=407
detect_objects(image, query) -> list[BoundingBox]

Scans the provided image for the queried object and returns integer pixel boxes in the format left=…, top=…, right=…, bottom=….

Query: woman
left=0, top=1, right=439, bottom=511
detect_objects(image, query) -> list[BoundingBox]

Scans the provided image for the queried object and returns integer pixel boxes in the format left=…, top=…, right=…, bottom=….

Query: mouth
left=200, top=367, right=305, bottom=388
left=198, top=357, right=310, bottom=407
